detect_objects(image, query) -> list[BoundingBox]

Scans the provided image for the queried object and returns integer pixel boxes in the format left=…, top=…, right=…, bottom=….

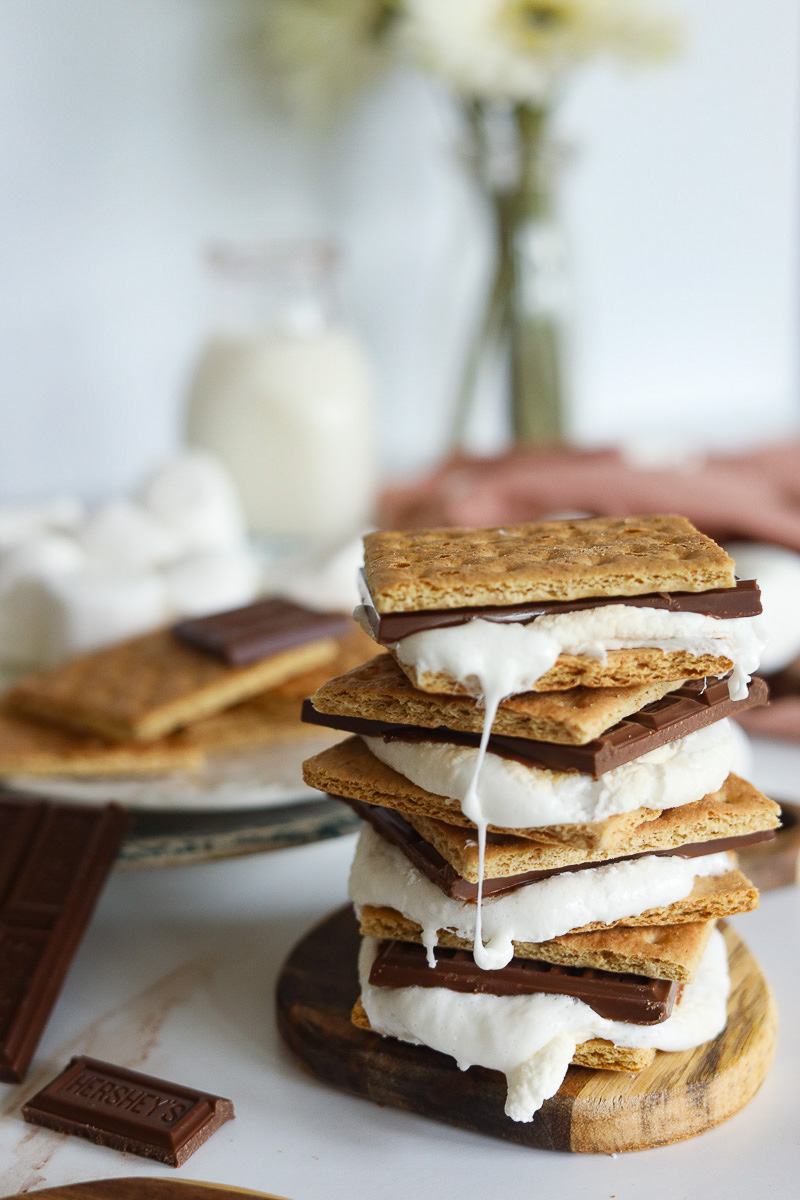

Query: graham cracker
left=183, top=693, right=326, bottom=753
left=184, top=629, right=380, bottom=753
left=0, top=703, right=203, bottom=776
left=396, top=647, right=734, bottom=696
left=405, top=775, right=780, bottom=879
left=304, top=738, right=777, bottom=850
left=309, top=653, right=682, bottom=745
left=8, top=629, right=341, bottom=743
left=350, top=998, right=655, bottom=1073
left=358, top=869, right=756, bottom=956
left=268, top=626, right=380, bottom=700
left=358, top=907, right=714, bottom=982
left=363, top=516, right=735, bottom=612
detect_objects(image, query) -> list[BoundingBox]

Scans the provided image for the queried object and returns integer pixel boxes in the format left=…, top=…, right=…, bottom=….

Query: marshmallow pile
left=0, top=452, right=261, bottom=670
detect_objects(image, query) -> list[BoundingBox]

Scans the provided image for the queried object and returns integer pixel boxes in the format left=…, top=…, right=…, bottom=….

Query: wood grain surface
left=276, top=906, right=777, bottom=1154
left=0, top=1179, right=287, bottom=1200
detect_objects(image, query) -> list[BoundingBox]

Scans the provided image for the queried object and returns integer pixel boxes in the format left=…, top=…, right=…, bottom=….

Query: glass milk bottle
left=185, top=241, right=377, bottom=545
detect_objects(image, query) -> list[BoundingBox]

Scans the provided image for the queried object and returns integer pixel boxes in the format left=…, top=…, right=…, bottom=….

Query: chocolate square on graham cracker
left=8, top=620, right=343, bottom=743
left=307, top=653, right=685, bottom=746
left=358, top=906, right=716, bottom=983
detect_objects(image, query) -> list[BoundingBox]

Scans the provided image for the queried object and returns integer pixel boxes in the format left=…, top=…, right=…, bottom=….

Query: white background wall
left=1, top=0, right=798, bottom=500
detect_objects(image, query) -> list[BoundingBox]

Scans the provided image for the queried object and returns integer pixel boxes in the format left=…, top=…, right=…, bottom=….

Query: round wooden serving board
left=276, top=907, right=777, bottom=1154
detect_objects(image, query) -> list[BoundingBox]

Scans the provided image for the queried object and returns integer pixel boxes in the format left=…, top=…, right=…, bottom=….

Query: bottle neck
left=206, top=242, right=340, bottom=338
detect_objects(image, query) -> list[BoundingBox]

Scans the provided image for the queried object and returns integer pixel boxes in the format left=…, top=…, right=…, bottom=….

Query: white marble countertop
left=1, top=736, right=799, bottom=1198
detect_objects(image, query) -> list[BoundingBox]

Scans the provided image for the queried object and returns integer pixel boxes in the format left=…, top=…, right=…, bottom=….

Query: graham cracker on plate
left=363, top=515, right=735, bottom=612
left=8, top=628, right=341, bottom=743
left=184, top=629, right=381, bottom=753
left=309, top=653, right=683, bottom=745
left=396, top=648, right=733, bottom=697
left=0, top=703, right=203, bottom=776
left=404, top=775, right=780, bottom=879
left=359, top=909, right=715, bottom=982
left=350, top=998, right=655, bottom=1073
left=358, top=869, right=757, bottom=956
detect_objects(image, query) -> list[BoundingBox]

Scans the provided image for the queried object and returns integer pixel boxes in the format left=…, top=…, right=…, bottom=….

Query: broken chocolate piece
left=22, top=1055, right=235, bottom=1166
left=359, top=574, right=762, bottom=643
left=303, top=676, right=768, bottom=779
left=0, top=795, right=129, bottom=1083
left=368, top=939, right=680, bottom=1024
left=174, top=598, right=351, bottom=667
left=343, top=795, right=775, bottom=900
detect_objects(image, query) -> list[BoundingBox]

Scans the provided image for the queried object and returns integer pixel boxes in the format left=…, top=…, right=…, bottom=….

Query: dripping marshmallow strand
left=349, top=824, right=733, bottom=970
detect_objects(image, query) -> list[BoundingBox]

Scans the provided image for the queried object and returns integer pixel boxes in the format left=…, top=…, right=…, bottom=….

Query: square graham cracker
left=0, top=703, right=203, bottom=776
left=309, top=653, right=683, bottom=746
left=395, top=647, right=734, bottom=697
left=363, top=515, right=735, bottom=613
left=302, top=737, right=777, bottom=851
left=358, top=907, right=715, bottom=983
left=404, top=775, right=780, bottom=879
left=8, top=628, right=342, bottom=743
left=350, top=998, right=655, bottom=1073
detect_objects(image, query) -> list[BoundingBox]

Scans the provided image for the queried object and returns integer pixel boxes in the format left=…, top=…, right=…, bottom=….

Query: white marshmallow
left=163, top=550, right=260, bottom=618
left=0, top=533, right=85, bottom=592
left=80, top=499, right=182, bottom=570
left=0, top=497, right=85, bottom=550
left=0, top=534, right=87, bottom=666
left=270, top=535, right=365, bottom=614
left=726, top=542, right=800, bottom=674
left=42, top=568, right=170, bottom=663
left=142, top=451, right=246, bottom=553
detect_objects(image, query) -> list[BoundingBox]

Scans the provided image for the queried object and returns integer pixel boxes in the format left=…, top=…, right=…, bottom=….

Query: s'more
left=301, top=515, right=776, bottom=1128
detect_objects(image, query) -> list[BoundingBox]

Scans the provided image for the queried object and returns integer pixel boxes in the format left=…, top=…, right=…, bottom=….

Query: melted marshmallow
left=363, top=720, right=734, bottom=830
left=393, top=606, right=766, bottom=702
left=350, top=825, right=732, bottom=969
left=359, top=927, right=731, bottom=1122
left=383, top=603, right=763, bottom=969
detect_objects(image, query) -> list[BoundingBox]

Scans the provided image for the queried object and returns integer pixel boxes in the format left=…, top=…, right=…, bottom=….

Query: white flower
left=397, top=0, right=679, bottom=103
left=263, top=0, right=396, bottom=120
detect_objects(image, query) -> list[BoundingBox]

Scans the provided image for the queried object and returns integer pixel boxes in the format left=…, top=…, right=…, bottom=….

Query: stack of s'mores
left=302, top=516, right=780, bottom=1123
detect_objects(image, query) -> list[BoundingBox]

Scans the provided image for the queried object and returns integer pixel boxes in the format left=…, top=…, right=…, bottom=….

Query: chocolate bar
left=0, top=795, right=129, bottom=1082
left=303, top=675, right=768, bottom=778
left=368, top=940, right=680, bottom=1024
left=22, top=1055, right=234, bottom=1166
left=174, top=598, right=351, bottom=667
left=359, top=573, right=761, bottom=644
left=344, top=795, right=774, bottom=900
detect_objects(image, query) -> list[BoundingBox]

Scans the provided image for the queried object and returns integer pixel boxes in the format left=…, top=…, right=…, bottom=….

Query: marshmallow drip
left=350, top=824, right=732, bottom=970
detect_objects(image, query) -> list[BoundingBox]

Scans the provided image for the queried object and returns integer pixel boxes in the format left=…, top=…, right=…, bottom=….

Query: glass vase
left=452, top=104, right=570, bottom=448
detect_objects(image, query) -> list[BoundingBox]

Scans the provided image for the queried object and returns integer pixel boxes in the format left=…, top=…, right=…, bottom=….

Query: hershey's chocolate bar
left=359, top=573, right=761, bottom=644
left=344, top=795, right=775, bottom=901
left=368, top=940, right=680, bottom=1024
left=22, top=1055, right=234, bottom=1166
left=303, top=676, right=768, bottom=779
left=174, top=598, right=351, bottom=667
left=0, top=795, right=129, bottom=1083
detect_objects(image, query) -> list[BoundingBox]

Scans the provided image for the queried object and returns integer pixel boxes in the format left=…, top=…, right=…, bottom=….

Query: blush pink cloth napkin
left=380, top=443, right=800, bottom=553
left=379, top=441, right=800, bottom=740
